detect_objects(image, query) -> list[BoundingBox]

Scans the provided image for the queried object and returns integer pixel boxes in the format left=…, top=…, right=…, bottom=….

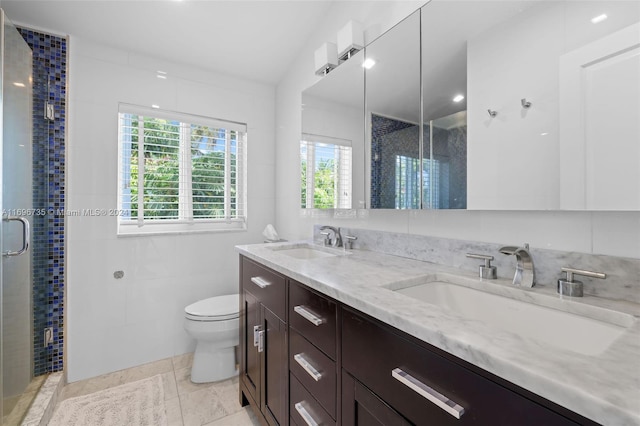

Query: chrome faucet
left=319, top=226, right=342, bottom=247
left=499, top=243, right=536, bottom=288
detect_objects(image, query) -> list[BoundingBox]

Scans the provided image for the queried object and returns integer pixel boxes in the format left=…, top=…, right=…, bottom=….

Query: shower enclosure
left=1, top=9, right=40, bottom=425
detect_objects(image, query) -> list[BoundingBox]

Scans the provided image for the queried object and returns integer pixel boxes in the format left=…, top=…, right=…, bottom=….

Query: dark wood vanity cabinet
left=240, top=256, right=600, bottom=426
left=240, top=257, right=288, bottom=426
left=341, top=308, right=598, bottom=426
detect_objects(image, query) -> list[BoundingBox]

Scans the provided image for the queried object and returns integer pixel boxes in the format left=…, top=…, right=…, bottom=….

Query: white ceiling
left=1, top=0, right=335, bottom=85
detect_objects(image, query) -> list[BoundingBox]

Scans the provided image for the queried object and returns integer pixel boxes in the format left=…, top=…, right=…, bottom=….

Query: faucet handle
left=466, top=253, right=497, bottom=280
left=344, top=235, right=357, bottom=250
left=558, top=267, right=606, bottom=297
left=561, top=267, right=606, bottom=281
left=320, top=231, right=331, bottom=246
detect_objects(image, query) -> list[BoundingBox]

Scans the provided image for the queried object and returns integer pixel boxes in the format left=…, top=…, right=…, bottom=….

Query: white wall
left=67, top=38, right=276, bottom=382
left=275, top=1, right=640, bottom=259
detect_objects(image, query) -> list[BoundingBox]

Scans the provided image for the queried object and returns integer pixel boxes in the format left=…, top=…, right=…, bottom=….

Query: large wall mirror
left=366, top=10, right=421, bottom=209
left=301, top=48, right=365, bottom=209
left=301, top=0, right=640, bottom=211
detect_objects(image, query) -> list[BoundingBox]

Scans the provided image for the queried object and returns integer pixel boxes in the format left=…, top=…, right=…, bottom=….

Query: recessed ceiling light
left=453, top=94, right=465, bottom=103
left=591, top=14, right=607, bottom=24
left=13, top=82, right=25, bottom=87
left=157, top=75, right=167, bottom=80
left=151, top=104, right=160, bottom=109
left=362, top=58, right=376, bottom=69
left=541, top=132, right=549, bottom=136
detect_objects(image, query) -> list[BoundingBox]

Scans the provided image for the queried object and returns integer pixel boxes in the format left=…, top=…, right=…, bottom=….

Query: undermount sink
left=269, top=243, right=345, bottom=260
left=390, top=274, right=634, bottom=356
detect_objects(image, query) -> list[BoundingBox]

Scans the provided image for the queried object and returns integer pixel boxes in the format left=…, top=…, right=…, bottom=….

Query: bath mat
left=49, top=374, right=167, bottom=426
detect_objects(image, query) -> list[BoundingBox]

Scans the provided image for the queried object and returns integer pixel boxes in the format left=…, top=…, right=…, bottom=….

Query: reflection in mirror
left=300, top=135, right=352, bottom=209
left=421, top=1, right=533, bottom=210
left=419, top=0, right=640, bottom=210
left=301, top=49, right=365, bottom=209
left=367, top=10, right=421, bottom=209
left=424, top=111, right=467, bottom=209
left=370, top=114, right=420, bottom=208
left=304, top=1, right=639, bottom=211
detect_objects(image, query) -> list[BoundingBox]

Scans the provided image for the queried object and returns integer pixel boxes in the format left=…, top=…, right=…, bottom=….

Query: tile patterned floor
left=56, top=354, right=261, bottom=426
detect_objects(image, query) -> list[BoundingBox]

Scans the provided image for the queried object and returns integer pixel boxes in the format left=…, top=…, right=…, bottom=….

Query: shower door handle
left=2, top=216, right=30, bottom=257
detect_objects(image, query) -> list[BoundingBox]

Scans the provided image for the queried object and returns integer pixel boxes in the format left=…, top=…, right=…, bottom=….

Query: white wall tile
left=67, top=36, right=276, bottom=382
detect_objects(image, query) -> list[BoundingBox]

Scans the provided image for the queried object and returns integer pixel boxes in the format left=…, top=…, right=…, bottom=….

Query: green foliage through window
left=119, top=110, right=245, bottom=226
left=300, top=139, right=352, bottom=209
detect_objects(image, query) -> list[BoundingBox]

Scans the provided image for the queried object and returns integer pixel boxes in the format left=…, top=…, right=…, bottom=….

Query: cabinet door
left=342, top=372, right=411, bottom=426
left=261, top=306, right=288, bottom=426
left=242, top=290, right=261, bottom=404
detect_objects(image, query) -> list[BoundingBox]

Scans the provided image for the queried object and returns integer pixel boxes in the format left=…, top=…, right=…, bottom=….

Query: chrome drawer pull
left=294, top=305, right=325, bottom=326
left=253, top=325, right=262, bottom=347
left=294, top=402, right=320, bottom=426
left=392, top=368, right=465, bottom=419
left=294, top=353, right=323, bottom=382
left=257, top=330, right=265, bottom=353
left=251, top=276, right=271, bottom=288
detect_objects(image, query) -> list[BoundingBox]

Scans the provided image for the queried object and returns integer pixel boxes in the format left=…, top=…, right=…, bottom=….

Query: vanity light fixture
left=337, top=20, right=364, bottom=62
left=362, top=58, right=376, bottom=69
left=314, top=42, right=339, bottom=76
left=453, top=94, right=465, bottom=103
left=591, top=14, right=607, bottom=24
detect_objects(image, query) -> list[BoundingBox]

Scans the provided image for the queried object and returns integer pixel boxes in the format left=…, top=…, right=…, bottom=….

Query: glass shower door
left=1, top=9, right=34, bottom=425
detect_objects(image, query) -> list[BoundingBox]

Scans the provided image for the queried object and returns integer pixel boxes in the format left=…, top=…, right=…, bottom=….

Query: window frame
left=117, top=103, right=247, bottom=236
left=300, top=134, right=352, bottom=209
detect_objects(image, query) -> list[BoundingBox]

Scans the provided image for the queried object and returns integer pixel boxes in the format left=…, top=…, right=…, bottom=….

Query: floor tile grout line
left=172, top=357, right=186, bottom=425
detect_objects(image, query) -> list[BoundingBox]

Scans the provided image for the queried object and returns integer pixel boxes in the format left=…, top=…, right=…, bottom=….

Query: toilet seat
left=185, top=294, right=239, bottom=321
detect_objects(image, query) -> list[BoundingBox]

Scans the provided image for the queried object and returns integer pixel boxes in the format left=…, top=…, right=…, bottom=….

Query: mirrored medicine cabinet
left=300, top=0, right=640, bottom=211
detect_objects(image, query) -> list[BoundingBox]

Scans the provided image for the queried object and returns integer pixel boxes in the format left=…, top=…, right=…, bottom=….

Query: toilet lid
left=185, top=294, right=239, bottom=321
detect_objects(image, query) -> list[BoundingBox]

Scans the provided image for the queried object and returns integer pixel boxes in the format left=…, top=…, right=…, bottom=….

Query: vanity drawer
left=289, top=280, right=337, bottom=359
left=290, top=374, right=336, bottom=426
left=290, top=329, right=337, bottom=418
left=241, top=256, right=286, bottom=320
left=342, top=308, right=582, bottom=426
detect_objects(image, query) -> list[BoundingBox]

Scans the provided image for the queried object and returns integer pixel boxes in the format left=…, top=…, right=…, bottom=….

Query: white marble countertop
left=236, top=241, right=640, bottom=426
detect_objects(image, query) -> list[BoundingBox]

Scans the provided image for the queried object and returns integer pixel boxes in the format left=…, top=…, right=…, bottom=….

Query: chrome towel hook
left=521, top=98, right=532, bottom=108
left=487, top=109, right=498, bottom=118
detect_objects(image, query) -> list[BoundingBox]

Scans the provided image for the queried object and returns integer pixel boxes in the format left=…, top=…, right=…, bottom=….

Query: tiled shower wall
left=18, top=27, right=66, bottom=375
left=370, top=114, right=418, bottom=208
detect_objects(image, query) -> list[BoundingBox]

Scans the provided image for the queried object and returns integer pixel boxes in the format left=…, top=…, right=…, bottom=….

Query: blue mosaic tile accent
left=370, top=114, right=468, bottom=209
left=370, top=114, right=418, bottom=208
left=18, top=27, right=66, bottom=376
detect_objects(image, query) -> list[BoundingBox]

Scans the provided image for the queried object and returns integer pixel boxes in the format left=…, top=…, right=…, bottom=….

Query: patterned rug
left=49, top=375, right=167, bottom=426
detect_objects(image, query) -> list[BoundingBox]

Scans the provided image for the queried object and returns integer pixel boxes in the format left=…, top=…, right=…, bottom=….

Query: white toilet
left=184, top=294, right=240, bottom=383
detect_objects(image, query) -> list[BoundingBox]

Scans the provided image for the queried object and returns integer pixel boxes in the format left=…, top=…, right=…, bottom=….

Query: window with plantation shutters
left=300, top=134, right=352, bottom=209
left=118, top=104, right=246, bottom=235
